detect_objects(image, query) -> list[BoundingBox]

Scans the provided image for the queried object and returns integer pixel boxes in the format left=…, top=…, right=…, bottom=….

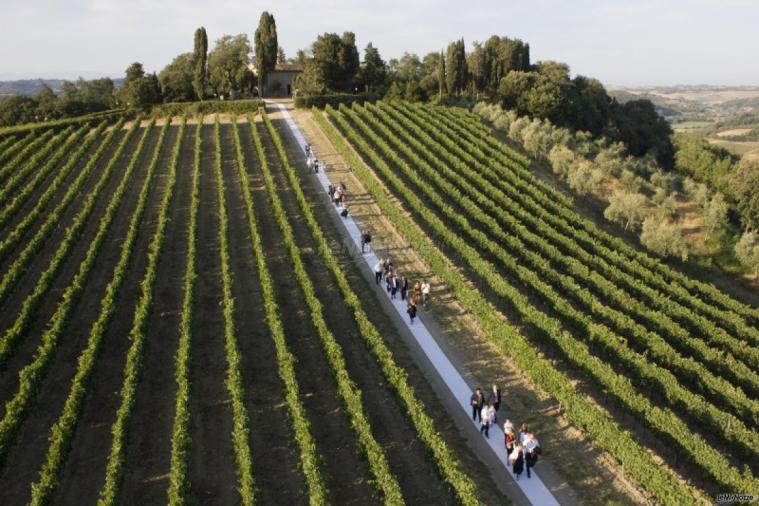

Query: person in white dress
left=421, top=281, right=430, bottom=307
left=523, top=432, right=541, bottom=478
left=479, top=403, right=496, bottom=438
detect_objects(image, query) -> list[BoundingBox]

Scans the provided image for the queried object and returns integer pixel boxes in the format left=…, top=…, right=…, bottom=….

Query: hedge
left=150, top=99, right=264, bottom=118
left=0, top=109, right=127, bottom=138
left=294, top=93, right=378, bottom=110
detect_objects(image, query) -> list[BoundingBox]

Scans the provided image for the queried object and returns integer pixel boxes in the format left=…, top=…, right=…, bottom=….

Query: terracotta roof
left=274, top=63, right=303, bottom=72
left=248, top=62, right=303, bottom=73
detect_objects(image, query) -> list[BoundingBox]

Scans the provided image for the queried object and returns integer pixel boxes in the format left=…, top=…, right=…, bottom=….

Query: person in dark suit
left=407, top=299, right=417, bottom=324
left=400, top=275, right=409, bottom=301
left=470, top=387, right=484, bottom=422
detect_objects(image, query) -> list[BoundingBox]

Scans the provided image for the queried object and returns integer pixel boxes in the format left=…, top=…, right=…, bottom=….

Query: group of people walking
left=305, top=145, right=434, bottom=320
left=373, top=257, right=430, bottom=324
left=305, top=144, right=322, bottom=173
left=309, top=146, right=349, bottom=216
left=470, top=386, right=542, bottom=481
left=307, top=144, right=349, bottom=215
left=327, top=183, right=347, bottom=209
left=305, top=138, right=545, bottom=489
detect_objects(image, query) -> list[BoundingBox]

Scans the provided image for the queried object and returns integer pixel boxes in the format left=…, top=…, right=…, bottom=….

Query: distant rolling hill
left=608, top=85, right=759, bottom=158
left=0, top=78, right=124, bottom=97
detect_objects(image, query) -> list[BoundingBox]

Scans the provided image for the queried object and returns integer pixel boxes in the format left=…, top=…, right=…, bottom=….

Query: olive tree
left=640, top=217, right=689, bottom=261
left=735, top=231, right=759, bottom=276
left=604, top=190, right=648, bottom=231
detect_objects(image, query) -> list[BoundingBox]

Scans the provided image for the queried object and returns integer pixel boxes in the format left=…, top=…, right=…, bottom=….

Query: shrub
left=620, top=169, right=643, bottom=193
left=683, top=178, right=709, bottom=208
left=150, top=99, right=263, bottom=118
left=735, top=231, right=759, bottom=276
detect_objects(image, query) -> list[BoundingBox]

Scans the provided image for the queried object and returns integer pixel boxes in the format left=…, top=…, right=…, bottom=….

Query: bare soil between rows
left=0, top=107, right=657, bottom=504
left=51, top=125, right=175, bottom=504
left=0, top=125, right=165, bottom=504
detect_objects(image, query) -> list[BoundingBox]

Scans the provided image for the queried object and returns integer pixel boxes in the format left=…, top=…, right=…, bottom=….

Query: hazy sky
left=1, top=0, right=757, bottom=86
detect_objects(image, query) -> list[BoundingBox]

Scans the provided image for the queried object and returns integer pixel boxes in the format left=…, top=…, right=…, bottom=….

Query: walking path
left=270, top=101, right=561, bottom=506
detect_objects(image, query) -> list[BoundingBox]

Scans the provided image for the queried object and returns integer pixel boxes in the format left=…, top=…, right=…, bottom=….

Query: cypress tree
left=254, top=12, right=278, bottom=97
left=339, top=32, right=360, bottom=92
left=192, top=27, right=208, bottom=101
left=438, top=49, right=447, bottom=97
left=446, top=39, right=467, bottom=95
left=361, top=43, right=387, bottom=92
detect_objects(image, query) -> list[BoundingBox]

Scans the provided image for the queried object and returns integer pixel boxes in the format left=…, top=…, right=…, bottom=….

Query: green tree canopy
left=57, top=78, right=115, bottom=116
left=500, top=61, right=574, bottom=125
left=160, top=52, right=195, bottom=102
left=0, top=95, right=37, bottom=126
left=208, top=34, right=253, bottom=98
left=0, top=76, right=115, bottom=126
left=496, top=55, right=674, bottom=168
left=604, top=190, right=648, bottom=231
left=729, top=159, right=759, bottom=232
left=384, top=81, right=404, bottom=100
left=339, top=32, right=360, bottom=91
left=254, top=11, right=278, bottom=96
left=437, top=50, right=447, bottom=97
left=404, top=80, right=425, bottom=102
left=35, top=84, right=59, bottom=120
left=640, top=216, right=689, bottom=261
left=388, top=52, right=423, bottom=83
left=467, top=42, right=487, bottom=96
left=418, top=74, right=438, bottom=100
left=420, top=51, right=441, bottom=77
left=360, top=43, right=387, bottom=92
left=735, top=231, right=759, bottom=275
left=125, top=62, right=146, bottom=84
left=445, top=39, right=467, bottom=95
left=296, top=32, right=361, bottom=94
left=610, top=99, right=675, bottom=168
left=120, top=62, right=162, bottom=110
left=498, top=70, right=535, bottom=114
left=572, top=76, right=612, bottom=136
left=482, top=35, right=530, bottom=95
left=674, top=132, right=737, bottom=191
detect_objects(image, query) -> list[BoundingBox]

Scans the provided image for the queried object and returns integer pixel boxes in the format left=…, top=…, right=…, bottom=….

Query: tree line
left=291, top=33, right=672, bottom=169
left=475, top=102, right=759, bottom=276
left=2, top=17, right=672, bottom=172
left=0, top=12, right=280, bottom=124
left=127, top=11, right=278, bottom=108
left=0, top=78, right=117, bottom=126
left=1, top=15, right=755, bottom=276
